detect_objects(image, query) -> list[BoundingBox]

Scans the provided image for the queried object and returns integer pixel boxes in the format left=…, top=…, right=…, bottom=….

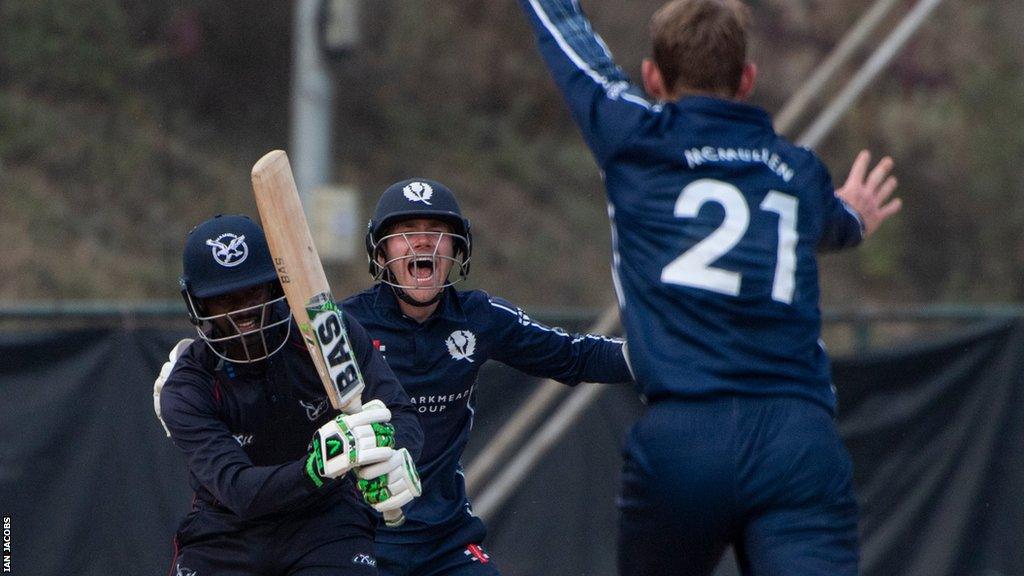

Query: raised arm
left=518, top=0, right=654, bottom=165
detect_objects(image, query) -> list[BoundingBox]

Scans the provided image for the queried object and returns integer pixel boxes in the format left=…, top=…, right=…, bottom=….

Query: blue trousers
left=617, top=396, right=859, bottom=576
left=376, top=517, right=500, bottom=576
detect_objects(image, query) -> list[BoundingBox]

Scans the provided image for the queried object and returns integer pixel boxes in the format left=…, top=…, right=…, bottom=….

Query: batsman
left=156, top=214, right=423, bottom=575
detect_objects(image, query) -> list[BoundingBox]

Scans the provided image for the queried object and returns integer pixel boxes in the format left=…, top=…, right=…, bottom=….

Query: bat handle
left=344, top=395, right=404, bottom=527
left=340, top=395, right=363, bottom=414
left=383, top=509, right=405, bottom=527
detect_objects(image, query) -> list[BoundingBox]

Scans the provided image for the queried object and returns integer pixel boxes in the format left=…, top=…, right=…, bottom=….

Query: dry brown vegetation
left=2, top=0, right=1022, bottom=310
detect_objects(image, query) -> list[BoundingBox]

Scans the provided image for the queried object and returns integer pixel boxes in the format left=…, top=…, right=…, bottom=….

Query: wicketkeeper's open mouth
left=409, top=257, right=435, bottom=282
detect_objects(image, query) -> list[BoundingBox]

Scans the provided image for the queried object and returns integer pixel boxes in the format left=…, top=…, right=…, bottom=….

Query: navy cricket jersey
left=520, top=0, right=864, bottom=413
left=160, top=304, right=423, bottom=537
left=341, top=284, right=633, bottom=543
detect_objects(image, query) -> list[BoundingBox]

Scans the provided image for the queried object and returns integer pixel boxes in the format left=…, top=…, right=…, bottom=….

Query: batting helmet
left=180, top=214, right=291, bottom=363
left=365, top=178, right=472, bottom=284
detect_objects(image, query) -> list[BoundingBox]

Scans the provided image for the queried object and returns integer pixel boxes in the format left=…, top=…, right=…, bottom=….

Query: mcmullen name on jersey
left=684, top=145, right=797, bottom=182
left=408, top=385, right=475, bottom=414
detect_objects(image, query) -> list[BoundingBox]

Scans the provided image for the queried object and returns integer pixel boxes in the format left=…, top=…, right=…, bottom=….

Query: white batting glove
left=356, top=447, right=422, bottom=521
left=305, top=400, right=396, bottom=488
left=154, top=338, right=193, bottom=437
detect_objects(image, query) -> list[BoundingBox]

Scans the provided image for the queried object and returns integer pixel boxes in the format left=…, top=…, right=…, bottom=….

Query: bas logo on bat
left=308, top=297, right=361, bottom=393
left=274, top=257, right=291, bottom=284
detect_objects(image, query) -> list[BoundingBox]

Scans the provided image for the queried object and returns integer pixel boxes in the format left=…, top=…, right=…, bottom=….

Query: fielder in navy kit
left=518, top=1, right=902, bottom=574
left=348, top=178, right=634, bottom=576
left=157, top=215, right=423, bottom=576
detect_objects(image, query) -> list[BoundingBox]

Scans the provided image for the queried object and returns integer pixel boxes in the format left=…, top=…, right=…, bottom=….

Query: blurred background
left=3, top=0, right=1024, bottom=310
left=1, top=0, right=1023, bottom=575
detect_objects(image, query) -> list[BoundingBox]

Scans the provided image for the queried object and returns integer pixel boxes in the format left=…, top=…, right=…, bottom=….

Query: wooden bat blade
left=251, top=150, right=363, bottom=412
left=253, top=152, right=406, bottom=526
left=251, top=150, right=329, bottom=297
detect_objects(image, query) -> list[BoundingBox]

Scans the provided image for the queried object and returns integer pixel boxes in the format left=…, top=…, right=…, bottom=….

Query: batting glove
left=305, top=399, right=396, bottom=489
left=356, top=447, right=422, bottom=524
left=154, top=338, right=194, bottom=437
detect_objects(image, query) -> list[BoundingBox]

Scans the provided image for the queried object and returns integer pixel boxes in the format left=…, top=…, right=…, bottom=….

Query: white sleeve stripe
left=488, top=301, right=519, bottom=316
left=527, top=0, right=652, bottom=111
left=527, top=0, right=608, bottom=88
left=490, top=301, right=564, bottom=336
left=573, top=334, right=625, bottom=344
left=608, top=203, right=627, bottom=310
left=489, top=299, right=624, bottom=344
left=622, top=93, right=654, bottom=109
left=839, top=199, right=866, bottom=236
left=592, top=21, right=615, bottom=59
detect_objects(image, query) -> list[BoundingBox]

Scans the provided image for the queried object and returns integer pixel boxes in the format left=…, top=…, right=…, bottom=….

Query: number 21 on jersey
left=660, top=179, right=798, bottom=304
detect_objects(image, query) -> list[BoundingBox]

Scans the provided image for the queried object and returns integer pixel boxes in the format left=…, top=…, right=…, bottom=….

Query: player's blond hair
left=649, top=0, right=750, bottom=98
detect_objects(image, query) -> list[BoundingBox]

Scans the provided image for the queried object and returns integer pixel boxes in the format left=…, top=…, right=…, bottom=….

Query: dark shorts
left=170, top=503, right=378, bottom=576
left=376, top=517, right=501, bottom=576
left=617, top=396, right=859, bottom=576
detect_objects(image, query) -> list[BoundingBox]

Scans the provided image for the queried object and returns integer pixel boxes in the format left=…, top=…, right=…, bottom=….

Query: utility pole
left=290, top=0, right=361, bottom=262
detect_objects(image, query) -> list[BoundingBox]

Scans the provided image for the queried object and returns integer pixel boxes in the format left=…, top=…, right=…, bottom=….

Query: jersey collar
left=372, top=283, right=467, bottom=325
left=672, top=95, right=773, bottom=129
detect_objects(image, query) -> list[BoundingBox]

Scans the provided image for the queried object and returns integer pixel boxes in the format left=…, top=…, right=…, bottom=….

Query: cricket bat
left=251, top=150, right=405, bottom=526
left=251, top=149, right=364, bottom=413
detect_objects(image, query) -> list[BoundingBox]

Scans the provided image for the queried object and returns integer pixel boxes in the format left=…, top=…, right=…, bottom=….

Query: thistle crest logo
left=206, top=233, right=248, bottom=267
left=446, top=330, right=476, bottom=363
left=175, top=563, right=198, bottom=576
left=403, top=181, right=434, bottom=205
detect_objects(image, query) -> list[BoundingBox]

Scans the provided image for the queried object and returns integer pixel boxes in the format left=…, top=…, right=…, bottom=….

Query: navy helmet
left=180, top=214, right=290, bottom=363
left=181, top=214, right=279, bottom=300
left=365, top=178, right=472, bottom=283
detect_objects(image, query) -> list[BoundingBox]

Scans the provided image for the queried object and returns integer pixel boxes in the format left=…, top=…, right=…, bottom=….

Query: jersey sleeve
left=518, top=0, right=654, bottom=166
left=487, top=297, right=633, bottom=385
left=159, top=367, right=317, bottom=521
left=816, top=164, right=865, bottom=252
left=345, top=312, right=424, bottom=462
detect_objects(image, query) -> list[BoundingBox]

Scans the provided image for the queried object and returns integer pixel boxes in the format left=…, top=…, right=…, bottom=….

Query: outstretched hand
left=835, top=150, right=902, bottom=238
